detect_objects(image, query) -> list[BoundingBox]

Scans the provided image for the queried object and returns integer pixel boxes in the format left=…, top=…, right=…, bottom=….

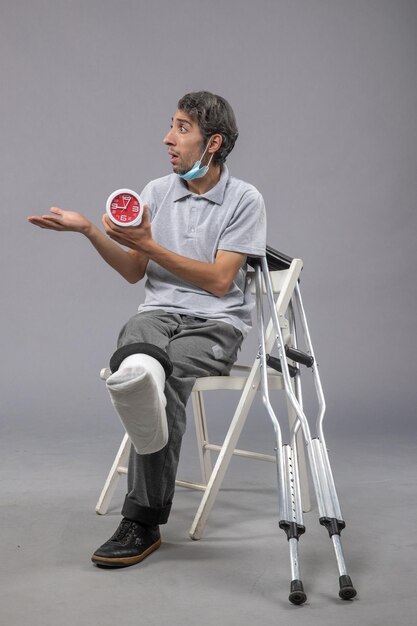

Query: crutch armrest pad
left=247, top=245, right=293, bottom=271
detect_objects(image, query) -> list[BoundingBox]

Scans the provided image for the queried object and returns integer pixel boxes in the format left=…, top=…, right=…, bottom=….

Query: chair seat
left=193, top=367, right=284, bottom=391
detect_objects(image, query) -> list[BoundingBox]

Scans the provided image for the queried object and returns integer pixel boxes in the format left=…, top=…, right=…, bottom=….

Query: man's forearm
left=85, top=222, right=148, bottom=283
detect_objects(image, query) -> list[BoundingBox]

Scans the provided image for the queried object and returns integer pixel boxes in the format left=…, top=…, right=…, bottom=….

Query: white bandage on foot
left=106, top=353, right=168, bottom=455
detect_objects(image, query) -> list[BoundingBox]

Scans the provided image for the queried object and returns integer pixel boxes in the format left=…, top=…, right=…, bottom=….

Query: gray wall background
left=1, top=0, right=416, bottom=442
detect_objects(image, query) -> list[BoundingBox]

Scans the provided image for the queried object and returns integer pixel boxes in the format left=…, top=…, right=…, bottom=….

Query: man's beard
left=174, top=142, right=206, bottom=176
left=175, top=163, right=189, bottom=176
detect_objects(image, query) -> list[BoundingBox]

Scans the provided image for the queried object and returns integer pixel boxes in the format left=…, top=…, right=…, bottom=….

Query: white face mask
left=179, top=140, right=214, bottom=181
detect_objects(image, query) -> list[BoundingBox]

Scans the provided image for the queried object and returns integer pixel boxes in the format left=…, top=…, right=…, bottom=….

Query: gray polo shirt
left=137, top=165, right=266, bottom=337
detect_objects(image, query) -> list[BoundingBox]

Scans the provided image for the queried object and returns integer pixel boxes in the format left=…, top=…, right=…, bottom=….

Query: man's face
left=163, top=110, right=206, bottom=175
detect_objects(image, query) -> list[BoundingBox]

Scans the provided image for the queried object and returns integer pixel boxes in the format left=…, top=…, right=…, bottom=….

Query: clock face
left=106, top=189, right=143, bottom=227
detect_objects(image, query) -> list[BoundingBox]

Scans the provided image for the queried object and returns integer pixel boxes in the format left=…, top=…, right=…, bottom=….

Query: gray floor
left=1, top=424, right=416, bottom=626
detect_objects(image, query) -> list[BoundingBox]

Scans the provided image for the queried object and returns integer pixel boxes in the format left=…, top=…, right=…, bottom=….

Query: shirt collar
left=172, top=165, right=230, bottom=205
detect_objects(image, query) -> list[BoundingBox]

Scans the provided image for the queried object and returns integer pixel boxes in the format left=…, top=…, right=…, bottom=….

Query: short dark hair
left=177, top=91, right=239, bottom=164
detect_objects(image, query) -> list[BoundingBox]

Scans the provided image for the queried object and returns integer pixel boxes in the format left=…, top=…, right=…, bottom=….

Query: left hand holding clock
left=102, top=205, right=153, bottom=252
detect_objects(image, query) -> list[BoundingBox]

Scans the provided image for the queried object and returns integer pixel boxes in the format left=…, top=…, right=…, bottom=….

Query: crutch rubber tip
left=338, top=575, right=357, bottom=600
left=289, top=579, right=307, bottom=605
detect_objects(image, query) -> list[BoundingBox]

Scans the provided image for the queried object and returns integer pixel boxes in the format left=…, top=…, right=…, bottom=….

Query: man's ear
left=208, top=133, right=223, bottom=155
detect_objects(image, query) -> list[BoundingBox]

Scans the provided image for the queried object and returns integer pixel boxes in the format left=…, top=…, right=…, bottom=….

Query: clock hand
left=122, top=194, right=132, bottom=210
left=112, top=200, right=125, bottom=210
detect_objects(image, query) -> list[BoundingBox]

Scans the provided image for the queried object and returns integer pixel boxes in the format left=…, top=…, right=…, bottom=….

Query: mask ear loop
left=200, top=139, right=215, bottom=168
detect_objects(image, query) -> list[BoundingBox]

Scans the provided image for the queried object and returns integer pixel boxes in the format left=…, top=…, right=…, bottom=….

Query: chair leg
left=95, top=433, right=131, bottom=515
left=191, top=390, right=213, bottom=484
left=189, top=367, right=260, bottom=540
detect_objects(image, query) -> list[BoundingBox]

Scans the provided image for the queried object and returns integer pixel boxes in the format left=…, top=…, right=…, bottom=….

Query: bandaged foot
left=106, top=354, right=168, bottom=455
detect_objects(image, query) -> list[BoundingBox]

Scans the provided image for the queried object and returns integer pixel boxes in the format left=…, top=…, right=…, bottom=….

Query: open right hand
left=27, top=207, right=92, bottom=235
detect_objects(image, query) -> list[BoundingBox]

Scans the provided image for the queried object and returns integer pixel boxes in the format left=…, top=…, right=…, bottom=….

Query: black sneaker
left=91, top=518, right=161, bottom=567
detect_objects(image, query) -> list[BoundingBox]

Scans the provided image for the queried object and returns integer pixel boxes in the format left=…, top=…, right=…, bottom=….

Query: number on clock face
left=106, top=189, right=144, bottom=227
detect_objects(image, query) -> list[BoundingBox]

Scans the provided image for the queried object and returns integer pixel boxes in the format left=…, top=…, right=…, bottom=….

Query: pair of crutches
left=250, top=247, right=357, bottom=605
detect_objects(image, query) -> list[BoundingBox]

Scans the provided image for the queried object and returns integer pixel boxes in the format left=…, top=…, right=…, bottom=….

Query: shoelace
left=113, top=519, right=136, bottom=541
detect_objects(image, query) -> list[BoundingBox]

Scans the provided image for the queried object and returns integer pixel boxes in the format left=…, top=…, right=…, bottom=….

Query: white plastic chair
left=95, top=259, right=311, bottom=539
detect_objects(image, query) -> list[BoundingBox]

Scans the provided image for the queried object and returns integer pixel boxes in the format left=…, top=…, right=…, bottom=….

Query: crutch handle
left=266, top=355, right=298, bottom=378
left=285, top=346, right=314, bottom=368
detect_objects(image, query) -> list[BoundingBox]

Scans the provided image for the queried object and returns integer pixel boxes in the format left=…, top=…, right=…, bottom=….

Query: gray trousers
left=114, top=310, right=244, bottom=526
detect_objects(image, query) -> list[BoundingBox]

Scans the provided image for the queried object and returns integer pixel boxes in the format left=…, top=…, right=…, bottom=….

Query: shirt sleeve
left=218, top=190, right=267, bottom=257
left=140, top=181, right=157, bottom=220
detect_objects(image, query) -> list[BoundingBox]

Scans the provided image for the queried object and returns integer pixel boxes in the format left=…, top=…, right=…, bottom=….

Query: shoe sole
left=91, top=538, right=161, bottom=568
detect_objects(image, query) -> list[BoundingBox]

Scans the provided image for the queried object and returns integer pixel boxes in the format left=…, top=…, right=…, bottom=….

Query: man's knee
left=116, top=311, right=175, bottom=354
left=110, top=342, right=173, bottom=377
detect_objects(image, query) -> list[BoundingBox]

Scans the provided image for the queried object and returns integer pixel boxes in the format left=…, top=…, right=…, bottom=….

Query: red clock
left=106, top=189, right=143, bottom=227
